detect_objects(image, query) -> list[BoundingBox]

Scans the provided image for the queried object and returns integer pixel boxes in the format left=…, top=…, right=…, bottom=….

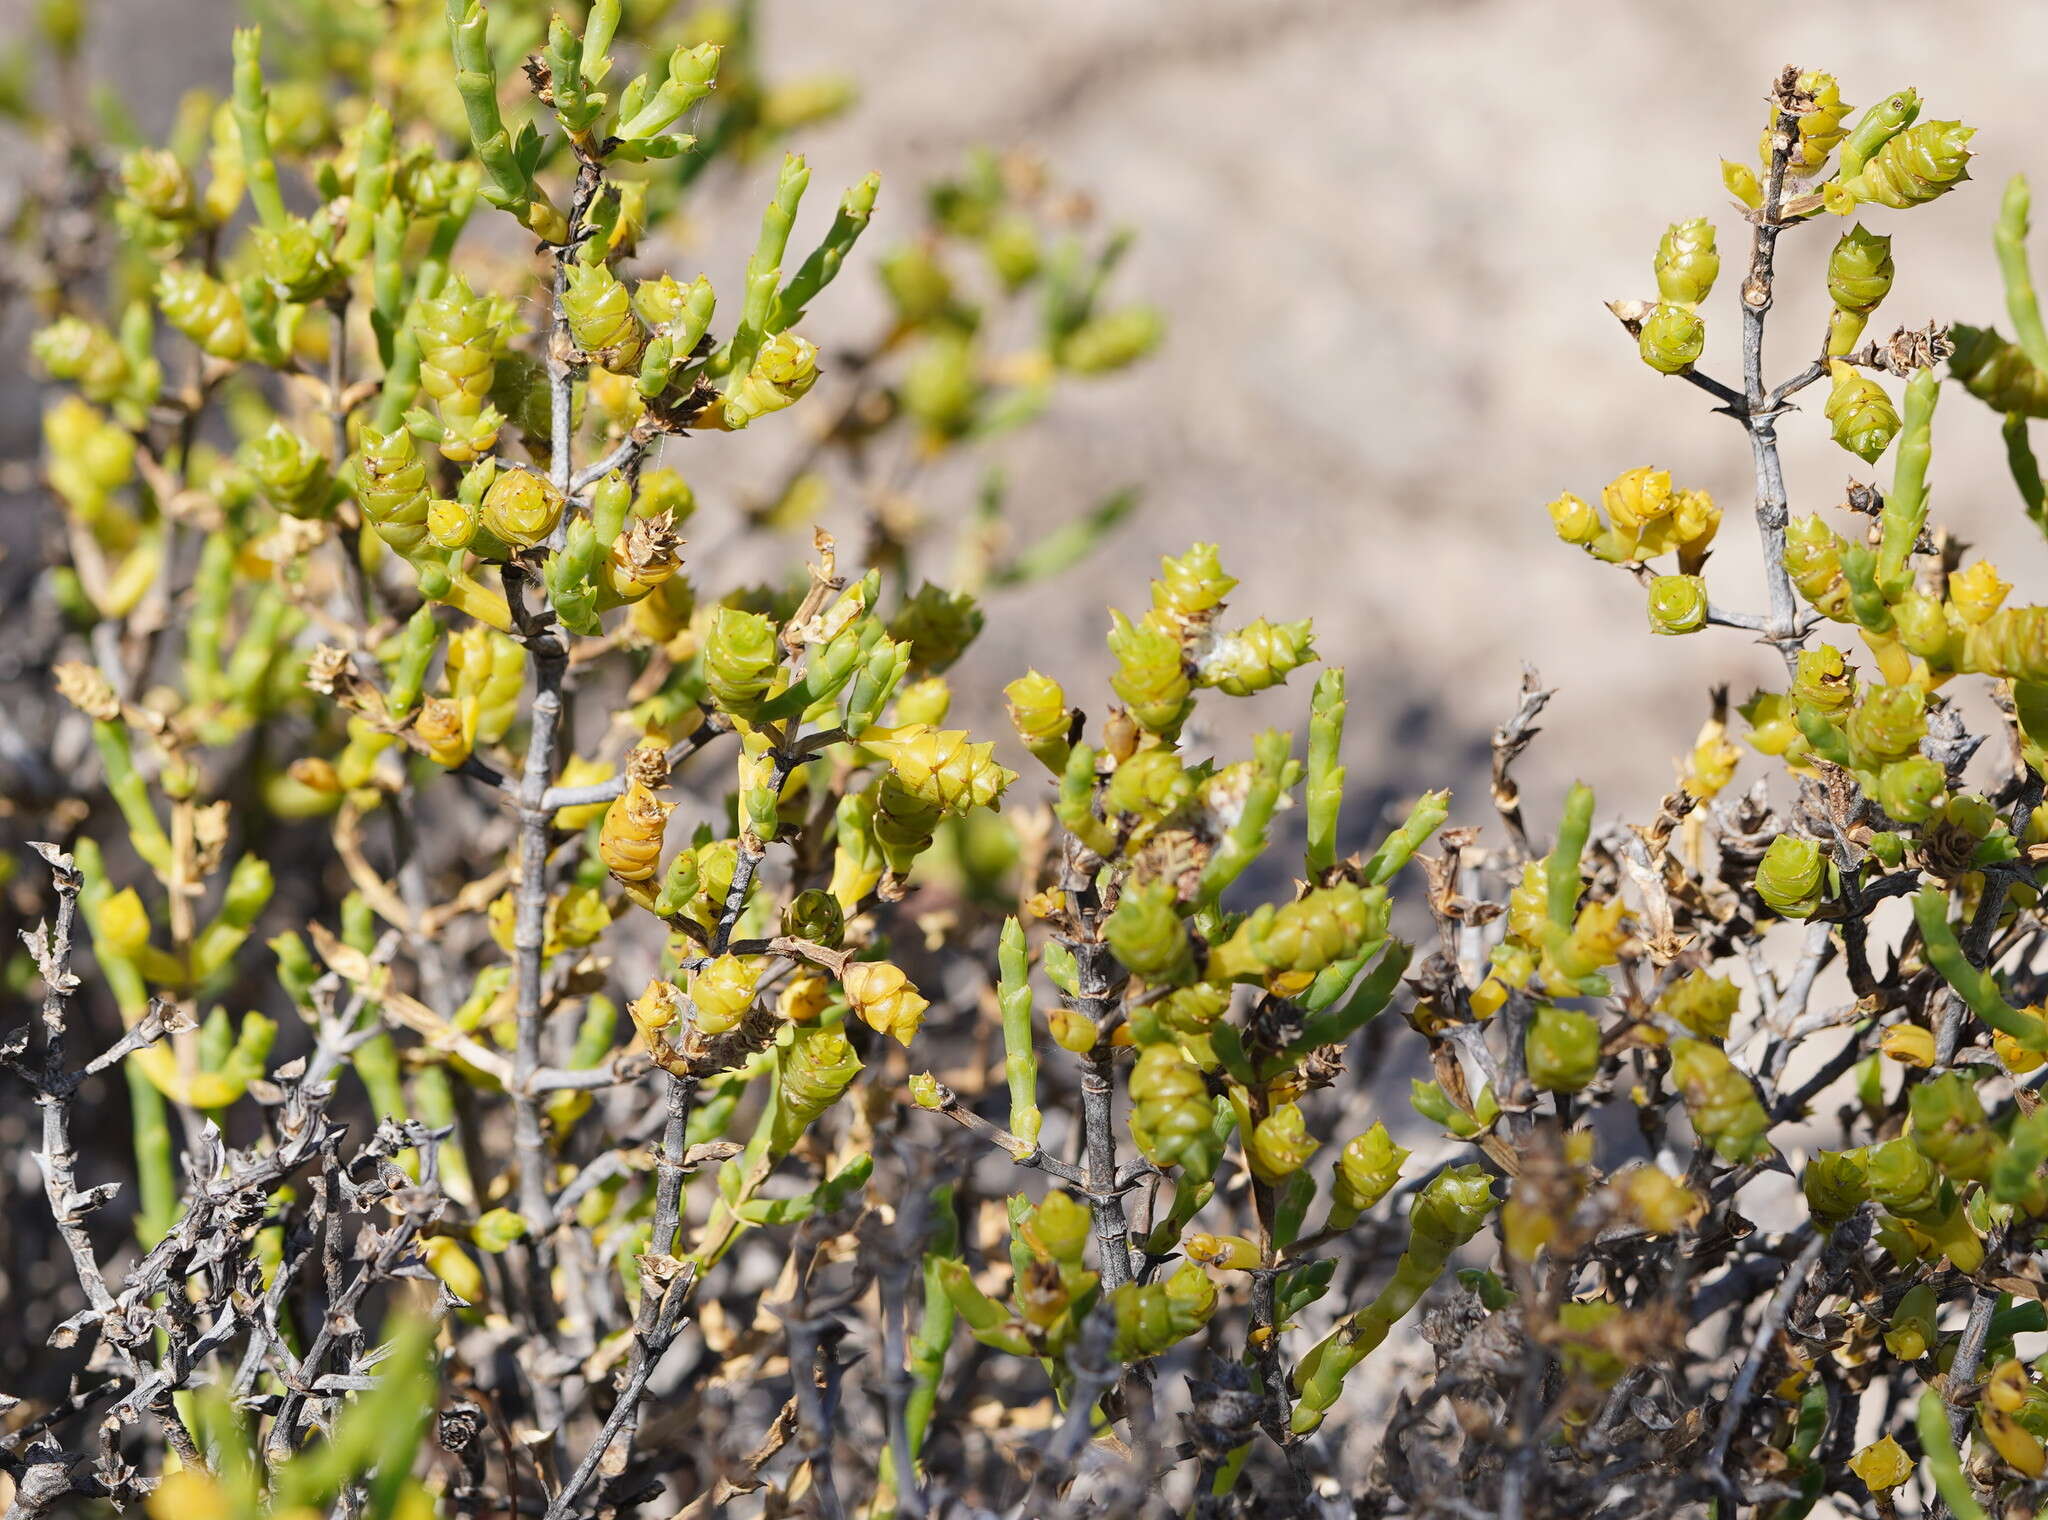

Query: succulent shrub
left=20, top=13, right=2048, bottom=1520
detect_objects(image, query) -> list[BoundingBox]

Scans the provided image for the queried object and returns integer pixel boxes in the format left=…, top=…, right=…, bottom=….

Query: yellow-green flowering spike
left=689, top=954, right=761, bottom=1035
left=1909, top=1073, right=1997, bottom=1183
left=1109, top=1262, right=1218, bottom=1361
left=564, top=257, right=649, bottom=373
left=1004, top=669, right=1073, bottom=775
left=1827, top=224, right=1895, bottom=316
left=598, top=781, right=672, bottom=883
left=843, top=960, right=930, bottom=1045
left=1866, top=1136, right=1983, bottom=1272
left=1103, top=749, right=1192, bottom=828
left=1764, top=70, right=1849, bottom=177
left=1670, top=1038, right=1770, bottom=1163
left=769, top=1021, right=862, bottom=1157
left=1646, top=573, right=1708, bottom=635
left=1803, top=1149, right=1870, bottom=1226
left=448, top=627, right=522, bottom=744
left=428, top=499, right=479, bottom=553
left=1196, top=617, right=1316, bottom=696
left=118, top=146, right=197, bottom=248
left=872, top=773, right=943, bottom=876
left=710, top=331, right=820, bottom=430
left=1129, top=1044, right=1219, bottom=1181
left=1755, top=832, right=1825, bottom=919
left=1638, top=303, right=1705, bottom=375
left=1659, top=970, right=1740, bottom=1040
left=1874, top=756, right=1945, bottom=823
left=1824, top=360, right=1900, bottom=464
left=778, top=888, right=844, bottom=950
left=157, top=265, right=248, bottom=360
left=31, top=315, right=133, bottom=406
left=1526, top=1003, right=1600, bottom=1092
left=413, top=274, right=505, bottom=455
left=1107, top=608, right=1193, bottom=737
left=1654, top=218, right=1719, bottom=305
left=1843, top=684, right=1926, bottom=766
left=1152, top=542, right=1237, bottom=624
left=1205, top=880, right=1385, bottom=986
left=253, top=217, right=339, bottom=304
left=1792, top=644, right=1854, bottom=713
left=636, top=274, right=718, bottom=362
left=888, top=582, right=984, bottom=675
left=479, top=467, right=565, bottom=550
left=1784, top=514, right=1851, bottom=617
left=704, top=606, right=782, bottom=719
left=1837, top=119, right=1975, bottom=210
left=1826, top=223, right=1894, bottom=355
left=1326, top=1123, right=1407, bottom=1229
left=1248, top=1103, right=1318, bottom=1184
left=860, top=723, right=1015, bottom=815
left=1549, top=491, right=1602, bottom=548
left=1103, top=879, right=1196, bottom=987
left=241, top=422, right=333, bottom=520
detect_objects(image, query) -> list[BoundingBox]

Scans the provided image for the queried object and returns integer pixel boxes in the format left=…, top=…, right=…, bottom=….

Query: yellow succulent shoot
left=859, top=724, right=1015, bottom=815
left=628, top=978, right=684, bottom=1044
left=688, top=954, right=763, bottom=1034
left=842, top=960, right=930, bottom=1045
left=1763, top=70, right=1849, bottom=176
left=480, top=466, right=567, bottom=549
left=598, top=780, right=672, bottom=882
left=1847, top=1436, right=1911, bottom=1492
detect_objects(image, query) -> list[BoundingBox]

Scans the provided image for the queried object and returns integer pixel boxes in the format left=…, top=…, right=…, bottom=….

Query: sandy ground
left=10, top=0, right=2048, bottom=838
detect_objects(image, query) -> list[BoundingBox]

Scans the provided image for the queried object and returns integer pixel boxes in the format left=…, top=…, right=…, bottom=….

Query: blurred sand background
left=11, top=0, right=2048, bottom=848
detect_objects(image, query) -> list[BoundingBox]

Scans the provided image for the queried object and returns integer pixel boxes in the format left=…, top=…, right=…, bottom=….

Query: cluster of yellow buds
left=1548, top=467, right=1720, bottom=588
left=1101, top=543, right=1317, bottom=741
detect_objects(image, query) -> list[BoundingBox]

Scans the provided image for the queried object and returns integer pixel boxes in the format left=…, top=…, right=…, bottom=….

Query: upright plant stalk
left=1743, top=73, right=1806, bottom=665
